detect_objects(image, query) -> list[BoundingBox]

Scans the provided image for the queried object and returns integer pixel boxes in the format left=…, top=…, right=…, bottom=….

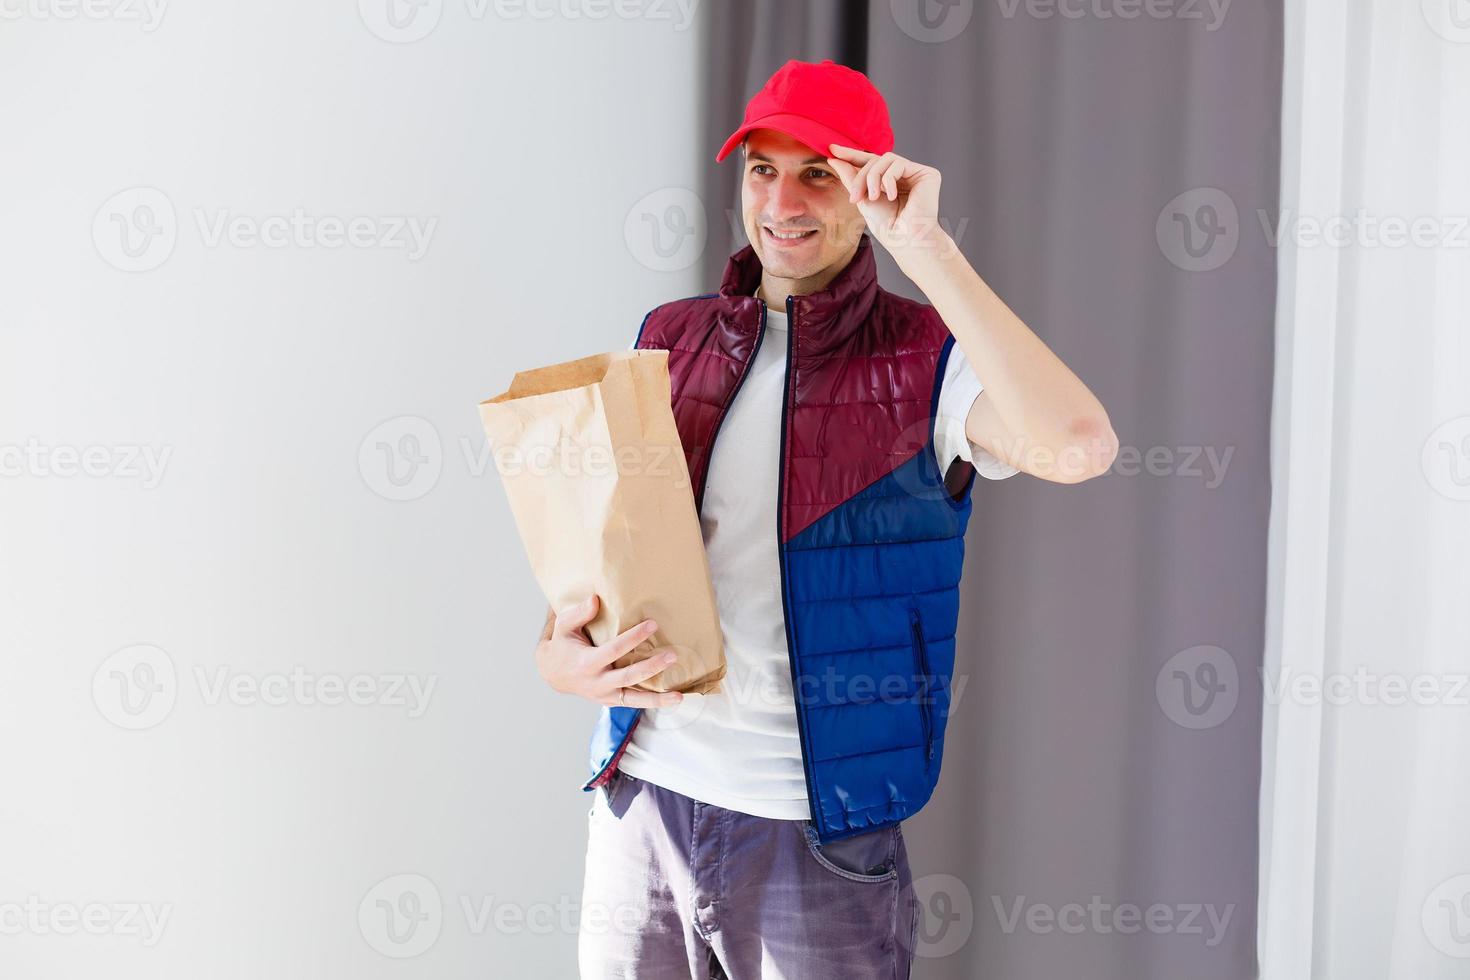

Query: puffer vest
left=581, top=234, right=980, bottom=843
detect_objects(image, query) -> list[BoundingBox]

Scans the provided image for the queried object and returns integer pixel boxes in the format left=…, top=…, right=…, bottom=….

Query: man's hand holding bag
left=479, top=349, right=727, bottom=700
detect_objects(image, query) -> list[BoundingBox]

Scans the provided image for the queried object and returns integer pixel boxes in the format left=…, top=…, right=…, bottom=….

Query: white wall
left=0, top=3, right=705, bottom=976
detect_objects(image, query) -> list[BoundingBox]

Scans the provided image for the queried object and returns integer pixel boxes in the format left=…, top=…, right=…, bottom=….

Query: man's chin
left=750, top=246, right=822, bottom=280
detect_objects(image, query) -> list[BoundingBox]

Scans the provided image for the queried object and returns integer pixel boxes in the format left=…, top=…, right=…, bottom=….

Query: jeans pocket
left=800, top=822, right=899, bottom=883
left=588, top=770, right=624, bottom=821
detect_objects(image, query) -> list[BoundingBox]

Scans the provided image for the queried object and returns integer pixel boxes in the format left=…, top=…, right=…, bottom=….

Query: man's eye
left=751, top=164, right=773, bottom=176
left=807, top=169, right=831, bottom=179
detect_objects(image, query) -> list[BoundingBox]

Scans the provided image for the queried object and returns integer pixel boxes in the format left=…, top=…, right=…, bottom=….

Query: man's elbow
left=1052, top=415, right=1118, bottom=484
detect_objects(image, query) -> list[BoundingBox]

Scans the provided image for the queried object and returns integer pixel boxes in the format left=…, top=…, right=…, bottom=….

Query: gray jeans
left=578, top=770, right=917, bottom=979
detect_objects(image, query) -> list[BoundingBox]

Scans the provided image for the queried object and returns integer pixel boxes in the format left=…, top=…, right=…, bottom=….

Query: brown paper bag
left=479, top=349, right=725, bottom=695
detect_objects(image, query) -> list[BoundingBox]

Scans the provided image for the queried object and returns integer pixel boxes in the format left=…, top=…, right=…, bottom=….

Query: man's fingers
left=591, top=617, right=659, bottom=667
left=867, top=154, right=898, bottom=200
left=882, top=167, right=899, bottom=201
left=828, top=142, right=876, bottom=164
left=601, top=687, right=684, bottom=709
left=554, top=594, right=600, bottom=635
left=850, top=158, right=877, bottom=202
left=826, top=156, right=860, bottom=195
left=604, top=647, right=678, bottom=691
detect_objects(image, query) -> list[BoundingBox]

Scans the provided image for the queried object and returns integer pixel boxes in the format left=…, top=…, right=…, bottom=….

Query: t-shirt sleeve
left=933, top=343, right=1021, bottom=481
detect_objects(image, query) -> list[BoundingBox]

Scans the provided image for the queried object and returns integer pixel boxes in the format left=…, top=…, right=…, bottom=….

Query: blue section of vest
left=782, top=439, right=973, bottom=841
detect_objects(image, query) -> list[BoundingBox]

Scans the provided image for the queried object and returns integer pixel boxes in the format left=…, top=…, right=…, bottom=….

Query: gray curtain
left=699, top=3, right=1280, bottom=978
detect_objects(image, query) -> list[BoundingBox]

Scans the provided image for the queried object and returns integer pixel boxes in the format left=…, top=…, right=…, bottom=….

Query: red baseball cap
left=714, top=59, right=894, bottom=163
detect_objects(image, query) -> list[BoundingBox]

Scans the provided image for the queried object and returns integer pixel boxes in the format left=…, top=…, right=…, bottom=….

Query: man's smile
left=762, top=225, right=820, bottom=248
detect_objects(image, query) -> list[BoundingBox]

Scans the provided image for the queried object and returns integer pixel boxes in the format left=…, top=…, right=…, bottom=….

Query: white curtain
left=1260, top=2, right=1470, bottom=978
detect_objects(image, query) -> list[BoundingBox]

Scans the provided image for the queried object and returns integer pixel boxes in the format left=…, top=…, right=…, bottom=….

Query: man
left=536, top=59, right=1117, bottom=978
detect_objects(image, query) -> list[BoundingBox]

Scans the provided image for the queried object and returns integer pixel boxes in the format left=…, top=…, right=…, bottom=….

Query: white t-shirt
left=617, top=303, right=1018, bottom=819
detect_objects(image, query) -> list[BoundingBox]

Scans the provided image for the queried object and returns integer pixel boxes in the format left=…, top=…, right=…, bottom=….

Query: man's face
left=741, top=129, right=864, bottom=282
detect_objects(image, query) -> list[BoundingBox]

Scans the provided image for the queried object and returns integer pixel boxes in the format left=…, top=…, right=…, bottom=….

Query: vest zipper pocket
left=909, top=607, right=934, bottom=769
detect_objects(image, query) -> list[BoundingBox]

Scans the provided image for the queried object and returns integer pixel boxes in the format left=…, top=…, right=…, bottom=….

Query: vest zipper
left=910, top=607, right=935, bottom=768
left=581, top=301, right=770, bottom=793
left=773, top=294, right=825, bottom=837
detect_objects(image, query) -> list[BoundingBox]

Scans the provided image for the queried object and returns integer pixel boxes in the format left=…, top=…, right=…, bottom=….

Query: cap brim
left=714, top=113, right=859, bottom=163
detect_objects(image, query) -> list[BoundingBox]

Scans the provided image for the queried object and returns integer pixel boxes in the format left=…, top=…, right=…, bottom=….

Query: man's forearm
left=898, top=234, right=1115, bottom=460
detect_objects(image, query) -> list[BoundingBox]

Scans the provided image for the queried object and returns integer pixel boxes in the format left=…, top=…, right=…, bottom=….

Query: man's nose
left=764, top=176, right=809, bottom=224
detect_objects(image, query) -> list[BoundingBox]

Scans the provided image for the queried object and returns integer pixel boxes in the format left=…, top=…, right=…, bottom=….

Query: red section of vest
left=635, top=236, right=951, bottom=541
